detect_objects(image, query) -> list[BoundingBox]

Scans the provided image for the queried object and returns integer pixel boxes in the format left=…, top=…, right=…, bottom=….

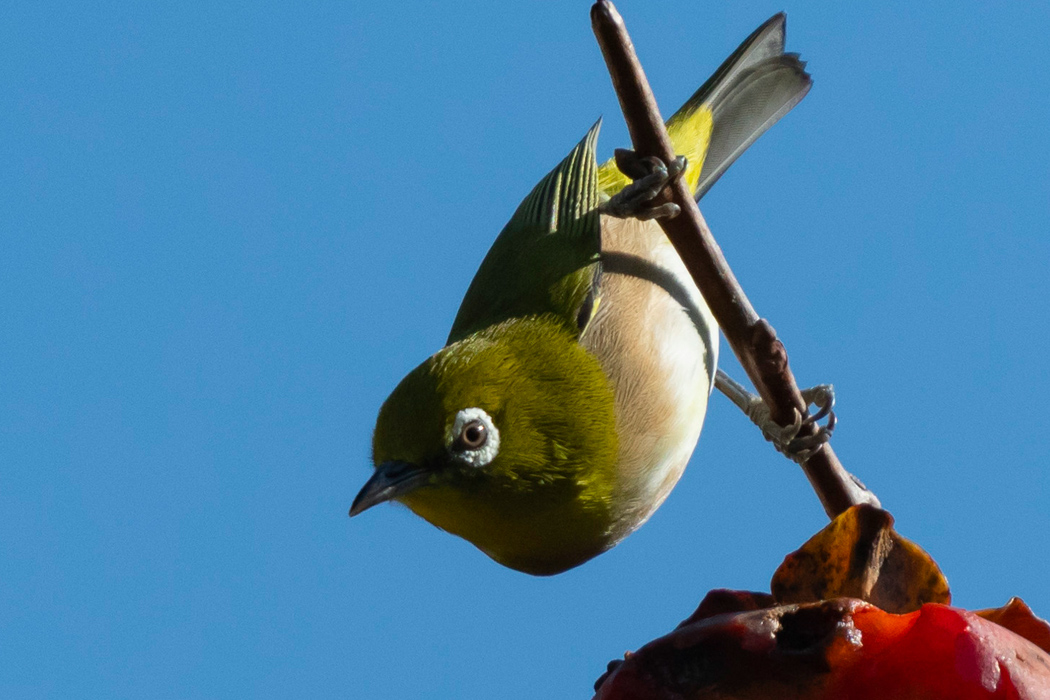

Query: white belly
left=581, top=215, right=718, bottom=540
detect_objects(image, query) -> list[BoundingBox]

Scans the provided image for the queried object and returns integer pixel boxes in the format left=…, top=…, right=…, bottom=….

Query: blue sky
left=3, top=1, right=1049, bottom=697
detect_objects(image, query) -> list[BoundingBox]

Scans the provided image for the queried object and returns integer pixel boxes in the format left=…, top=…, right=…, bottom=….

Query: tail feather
left=670, top=12, right=789, bottom=125
left=599, top=14, right=810, bottom=201
left=693, top=53, right=810, bottom=199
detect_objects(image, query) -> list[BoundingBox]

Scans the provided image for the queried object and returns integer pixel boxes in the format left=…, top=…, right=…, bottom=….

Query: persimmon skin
left=594, top=596, right=1050, bottom=700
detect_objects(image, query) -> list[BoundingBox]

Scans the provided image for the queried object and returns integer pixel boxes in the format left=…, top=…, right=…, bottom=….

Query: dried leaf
left=770, top=504, right=950, bottom=613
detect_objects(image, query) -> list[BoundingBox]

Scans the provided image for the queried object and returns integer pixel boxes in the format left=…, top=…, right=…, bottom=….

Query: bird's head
left=352, top=315, right=620, bottom=575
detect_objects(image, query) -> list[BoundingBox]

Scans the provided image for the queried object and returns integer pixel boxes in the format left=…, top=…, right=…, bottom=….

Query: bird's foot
left=599, top=150, right=686, bottom=220
left=714, top=370, right=836, bottom=463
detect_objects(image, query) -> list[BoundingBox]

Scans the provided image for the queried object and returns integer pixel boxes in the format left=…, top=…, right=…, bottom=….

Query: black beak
left=349, top=461, right=431, bottom=517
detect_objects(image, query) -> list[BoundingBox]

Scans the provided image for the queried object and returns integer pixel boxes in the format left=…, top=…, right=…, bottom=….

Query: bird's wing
left=597, top=13, right=811, bottom=201
left=448, top=120, right=603, bottom=344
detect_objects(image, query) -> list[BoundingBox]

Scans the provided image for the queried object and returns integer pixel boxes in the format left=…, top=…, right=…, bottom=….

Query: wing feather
left=448, top=120, right=603, bottom=343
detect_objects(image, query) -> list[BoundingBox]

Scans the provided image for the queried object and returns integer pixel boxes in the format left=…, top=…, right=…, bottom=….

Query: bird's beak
left=349, top=461, right=431, bottom=517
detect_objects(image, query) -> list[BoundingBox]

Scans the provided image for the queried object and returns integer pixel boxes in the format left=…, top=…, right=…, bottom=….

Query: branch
left=590, top=0, right=879, bottom=518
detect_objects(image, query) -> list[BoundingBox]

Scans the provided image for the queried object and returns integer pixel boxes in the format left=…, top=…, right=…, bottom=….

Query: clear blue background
left=3, top=1, right=1048, bottom=697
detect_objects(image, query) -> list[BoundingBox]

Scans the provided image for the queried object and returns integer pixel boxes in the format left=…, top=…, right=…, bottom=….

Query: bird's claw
left=599, top=150, right=686, bottom=221
left=744, top=384, right=836, bottom=463
left=715, top=370, right=836, bottom=464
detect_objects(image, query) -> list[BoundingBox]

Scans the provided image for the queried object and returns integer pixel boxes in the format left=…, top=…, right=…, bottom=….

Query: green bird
left=351, top=15, right=811, bottom=575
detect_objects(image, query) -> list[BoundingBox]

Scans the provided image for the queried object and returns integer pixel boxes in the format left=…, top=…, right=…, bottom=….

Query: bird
left=351, top=14, right=811, bottom=575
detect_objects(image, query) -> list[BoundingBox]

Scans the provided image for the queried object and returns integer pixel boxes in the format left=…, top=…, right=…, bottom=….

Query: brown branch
left=590, top=0, right=879, bottom=518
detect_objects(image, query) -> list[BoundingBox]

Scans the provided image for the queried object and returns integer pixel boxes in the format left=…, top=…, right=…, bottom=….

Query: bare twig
left=590, top=0, right=879, bottom=518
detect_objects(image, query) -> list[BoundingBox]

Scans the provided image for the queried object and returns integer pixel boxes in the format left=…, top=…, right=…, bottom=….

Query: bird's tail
left=598, top=13, right=811, bottom=200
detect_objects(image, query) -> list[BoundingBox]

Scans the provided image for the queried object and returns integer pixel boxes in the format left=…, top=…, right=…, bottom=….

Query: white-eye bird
left=351, top=15, right=811, bottom=575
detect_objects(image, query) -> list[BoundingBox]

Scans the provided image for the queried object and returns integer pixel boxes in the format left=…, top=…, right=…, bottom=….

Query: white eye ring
left=450, top=407, right=500, bottom=468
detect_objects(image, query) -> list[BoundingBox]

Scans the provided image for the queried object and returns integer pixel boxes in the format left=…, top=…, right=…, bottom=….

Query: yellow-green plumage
left=598, top=99, right=714, bottom=197
left=375, top=315, right=620, bottom=574
left=354, top=14, right=811, bottom=575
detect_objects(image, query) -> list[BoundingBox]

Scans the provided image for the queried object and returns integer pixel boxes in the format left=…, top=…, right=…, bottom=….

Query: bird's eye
left=449, top=407, right=500, bottom=468
left=458, top=419, right=488, bottom=450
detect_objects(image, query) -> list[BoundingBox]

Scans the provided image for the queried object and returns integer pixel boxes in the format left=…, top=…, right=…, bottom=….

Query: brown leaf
left=976, top=597, right=1050, bottom=655
left=770, top=504, right=950, bottom=613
